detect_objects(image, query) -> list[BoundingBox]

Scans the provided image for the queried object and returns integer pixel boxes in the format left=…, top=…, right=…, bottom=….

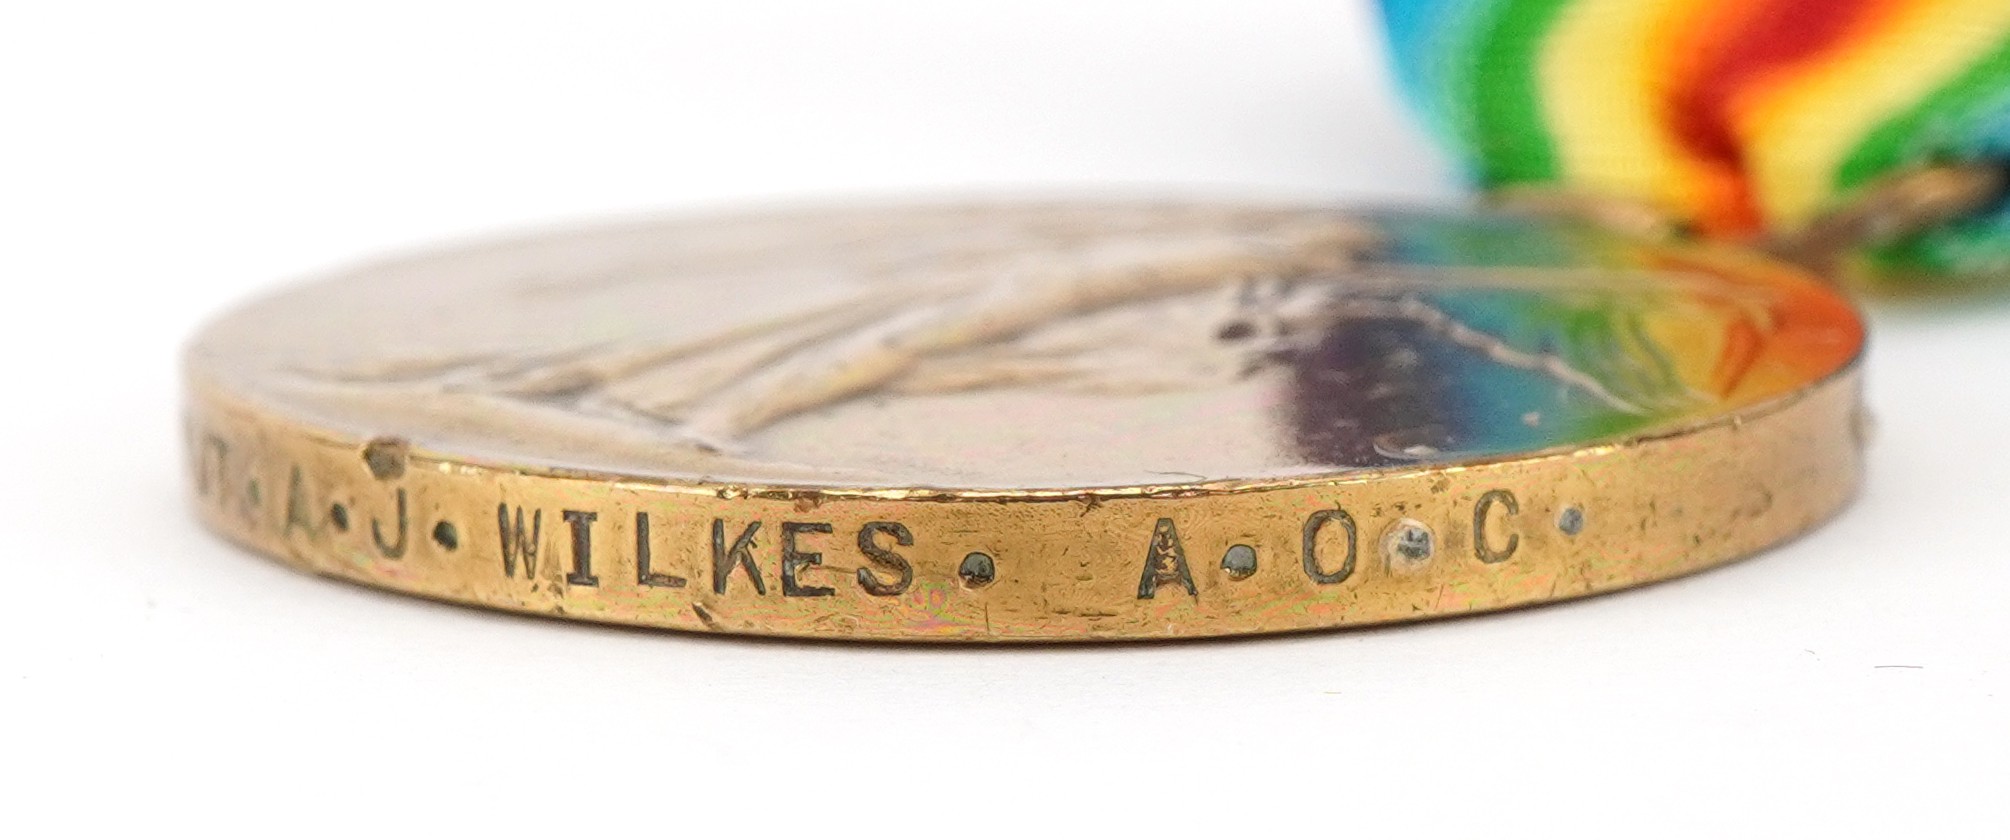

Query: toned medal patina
left=185, top=202, right=1866, bottom=640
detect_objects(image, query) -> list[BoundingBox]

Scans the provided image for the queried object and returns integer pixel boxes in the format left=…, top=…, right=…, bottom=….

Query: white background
left=4, top=1, right=2006, bottom=836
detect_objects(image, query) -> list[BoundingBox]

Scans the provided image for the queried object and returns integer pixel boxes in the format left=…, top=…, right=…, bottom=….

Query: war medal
left=185, top=0, right=2010, bottom=639
left=186, top=203, right=1864, bottom=640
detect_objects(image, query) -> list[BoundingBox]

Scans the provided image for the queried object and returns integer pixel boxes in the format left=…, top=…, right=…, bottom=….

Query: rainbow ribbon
left=1377, top=0, right=2010, bottom=287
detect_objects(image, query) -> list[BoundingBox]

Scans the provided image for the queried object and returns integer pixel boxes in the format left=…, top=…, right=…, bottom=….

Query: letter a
left=1137, top=518, right=1198, bottom=599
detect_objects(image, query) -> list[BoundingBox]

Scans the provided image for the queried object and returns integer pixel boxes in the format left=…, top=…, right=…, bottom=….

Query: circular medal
left=185, top=202, right=1865, bottom=640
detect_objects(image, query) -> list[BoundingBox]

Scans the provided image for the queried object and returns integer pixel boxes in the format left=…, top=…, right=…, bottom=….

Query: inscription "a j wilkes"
left=191, top=420, right=1579, bottom=608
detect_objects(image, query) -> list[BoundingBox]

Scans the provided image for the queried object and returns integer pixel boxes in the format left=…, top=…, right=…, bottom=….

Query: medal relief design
left=188, top=203, right=1862, bottom=488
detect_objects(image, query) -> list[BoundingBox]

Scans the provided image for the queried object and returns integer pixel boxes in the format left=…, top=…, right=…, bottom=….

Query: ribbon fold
left=1378, top=0, right=2010, bottom=287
